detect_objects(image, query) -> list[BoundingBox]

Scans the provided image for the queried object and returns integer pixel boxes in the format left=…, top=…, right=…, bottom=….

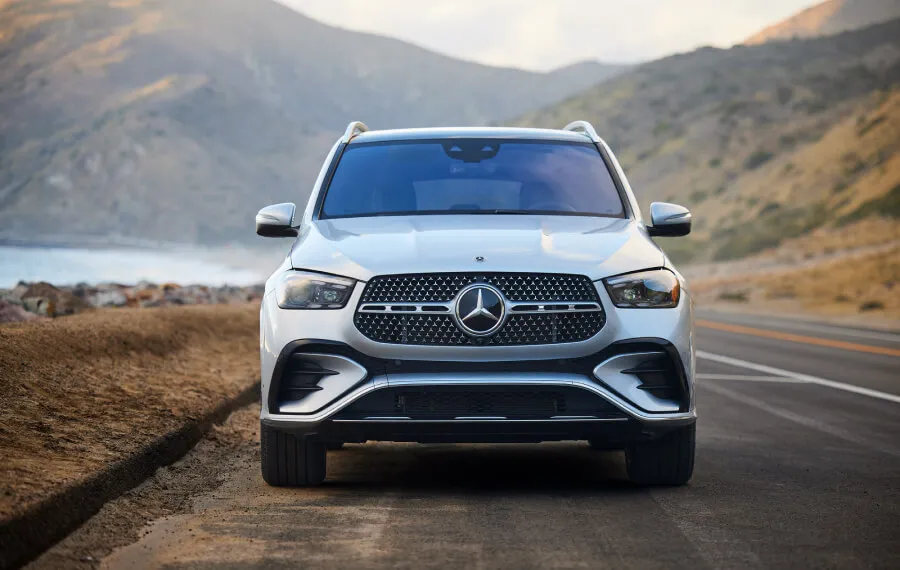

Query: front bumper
left=259, top=282, right=695, bottom=443
left=260, top=339, right=695, bottom=443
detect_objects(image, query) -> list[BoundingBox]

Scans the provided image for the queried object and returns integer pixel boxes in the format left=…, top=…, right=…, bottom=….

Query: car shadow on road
left=321, top=442, right=650, bottom=494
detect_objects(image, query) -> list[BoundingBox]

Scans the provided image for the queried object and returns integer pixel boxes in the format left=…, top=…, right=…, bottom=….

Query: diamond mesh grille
left=360, top=272, right=599, bottom=303
left=354, top=273, right=605, bottom=346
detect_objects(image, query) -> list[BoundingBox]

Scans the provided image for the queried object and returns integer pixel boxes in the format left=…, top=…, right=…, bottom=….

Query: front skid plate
left=264, top=417, right=695, bottom=444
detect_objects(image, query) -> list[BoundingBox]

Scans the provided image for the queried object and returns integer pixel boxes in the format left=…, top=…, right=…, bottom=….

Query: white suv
left=255, top=121, right=696, bottom=487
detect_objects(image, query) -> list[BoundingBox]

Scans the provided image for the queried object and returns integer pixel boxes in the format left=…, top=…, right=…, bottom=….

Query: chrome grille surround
left=354, top=273, right=606, bottom=346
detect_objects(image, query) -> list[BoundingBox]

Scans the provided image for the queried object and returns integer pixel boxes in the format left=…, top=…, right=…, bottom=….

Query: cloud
left=275, top=0, right=820, bottom=70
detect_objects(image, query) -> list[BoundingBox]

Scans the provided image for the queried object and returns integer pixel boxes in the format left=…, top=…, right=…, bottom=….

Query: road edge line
left=696, top=351, right=900, bottom=404
left=0, top=382, right=260, bottom=570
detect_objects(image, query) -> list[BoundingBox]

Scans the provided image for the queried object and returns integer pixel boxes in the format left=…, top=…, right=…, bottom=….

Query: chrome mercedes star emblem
left=454, top=284, right=505, bottom=336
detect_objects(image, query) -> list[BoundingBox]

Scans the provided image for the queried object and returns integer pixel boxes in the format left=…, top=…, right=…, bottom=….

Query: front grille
left=355, top=311, right=606, bottom=345
left=354, top=272, right=605, bottom=346
left=361, top=272, right=598, bottom=303
left=400, top=390, right=565, bottom=419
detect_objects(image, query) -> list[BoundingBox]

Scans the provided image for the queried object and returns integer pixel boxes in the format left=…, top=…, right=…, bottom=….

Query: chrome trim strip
left=359, top=302, right=452, bottom=313
left=551, top=415, right=597, bottom=419
left=362, top=416, right=410, bottom=420
left=331, top=417, right=631, bottom=424
left=358, top=300, right=602, bottom=315
left=265, top=372, right=696, bottom=426
left=455, top=416, right=506, bottom=420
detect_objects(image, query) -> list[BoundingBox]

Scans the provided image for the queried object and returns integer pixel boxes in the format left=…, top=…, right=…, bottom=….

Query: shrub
left=759, top=202, right=781, bottom=215
left=834, top=295, right=851, bottom=303
left=712, top=202, right=829, bottom=260
left=653, top=121, right=671, bottom=136
left=718, top=291, right=749, bottom=302
left=856, top=114, right=886, bottom=137
left=859, top=300, right=885, bottom=311
left=779, top=134, right=797, bottom=148
left=836, top=183, right=900, bottom=226
left=690, top=190, right=709, bottom=204
left=776, top=86, right=794, bottom=105
left=708, top=157, right=722, bottom=168
left=744, top=150, right=774, bottom=170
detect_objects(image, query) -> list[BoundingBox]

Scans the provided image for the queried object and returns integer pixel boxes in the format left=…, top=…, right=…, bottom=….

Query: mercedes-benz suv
left=255, top=121, right=696, bottom=487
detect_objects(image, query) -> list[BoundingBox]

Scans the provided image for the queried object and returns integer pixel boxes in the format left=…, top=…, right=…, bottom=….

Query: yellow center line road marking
left=697, top=351, right=900, bottom=404
left=696, top=319, right=900, bottom=358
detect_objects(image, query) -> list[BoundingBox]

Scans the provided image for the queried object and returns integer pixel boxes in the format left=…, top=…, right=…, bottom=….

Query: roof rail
left=342, top=121, right=369, bottom=143
left=562, top=120, right=600, bottom=142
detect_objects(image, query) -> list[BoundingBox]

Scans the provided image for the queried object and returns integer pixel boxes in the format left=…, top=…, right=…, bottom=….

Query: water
left=0, top=245, right=284, bottom=288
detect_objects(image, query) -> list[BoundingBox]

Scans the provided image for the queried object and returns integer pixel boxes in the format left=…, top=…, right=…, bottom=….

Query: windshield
left=319, top=139, right=626, bottom=219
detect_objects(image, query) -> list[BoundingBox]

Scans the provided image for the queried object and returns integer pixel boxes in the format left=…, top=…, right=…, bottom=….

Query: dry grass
left=692, top=244, right=900, bottom=319
left=0, top=304, right=259, bottom=521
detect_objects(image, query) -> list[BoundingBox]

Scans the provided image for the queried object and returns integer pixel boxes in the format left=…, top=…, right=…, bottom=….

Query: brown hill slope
left=0, top=0, right=622, bottom=245
left=514, top=19, right=900, bottom=263
left=745, top=0, right=900, bottom=44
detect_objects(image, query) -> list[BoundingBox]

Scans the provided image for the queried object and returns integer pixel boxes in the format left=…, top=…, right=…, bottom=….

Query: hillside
left=515, top=19, right=900, bottom=264
left=0, top=0, right=622, bottom=245
left=745, top=0, right=900, bottom=44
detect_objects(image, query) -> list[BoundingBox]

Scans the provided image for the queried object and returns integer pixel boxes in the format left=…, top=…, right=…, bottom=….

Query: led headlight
left=603, top=269, right=680, bottom=308
left=276, top=271, right=356, bottom=309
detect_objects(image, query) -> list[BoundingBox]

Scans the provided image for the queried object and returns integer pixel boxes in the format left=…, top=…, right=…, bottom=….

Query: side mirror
left=647, top=202, right=692, bottom=237
left=256, top=203, right=298, bottom=238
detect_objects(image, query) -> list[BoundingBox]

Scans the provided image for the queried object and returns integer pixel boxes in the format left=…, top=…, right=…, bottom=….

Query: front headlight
left=603, top=269, right=680, bottom=308
left=276, top=271, right=356, bottom=309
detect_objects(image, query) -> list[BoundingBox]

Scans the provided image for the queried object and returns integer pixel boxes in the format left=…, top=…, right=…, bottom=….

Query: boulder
left=0, top=300, right=45, bottom=323
left=20, top=282, right=92, bottom=317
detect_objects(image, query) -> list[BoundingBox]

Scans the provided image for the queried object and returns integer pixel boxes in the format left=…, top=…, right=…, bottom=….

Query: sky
left=275, top=0, right=821, bottom=71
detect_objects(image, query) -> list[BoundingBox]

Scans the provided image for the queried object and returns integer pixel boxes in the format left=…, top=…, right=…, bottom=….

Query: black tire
left=260, top=422, right=327, bottom=486
left=325, top=442, right=345, bottom=451
left=625, top=424, right=695, bottom=486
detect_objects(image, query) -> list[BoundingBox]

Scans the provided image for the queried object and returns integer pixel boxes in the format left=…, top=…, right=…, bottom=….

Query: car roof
left=348, top=126, right=594, bottom=144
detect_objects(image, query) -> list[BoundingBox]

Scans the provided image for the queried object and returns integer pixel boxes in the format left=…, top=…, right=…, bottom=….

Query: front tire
left=260, top=422, right=327, bottom=486
left=625, top=424, right=695, bottom=486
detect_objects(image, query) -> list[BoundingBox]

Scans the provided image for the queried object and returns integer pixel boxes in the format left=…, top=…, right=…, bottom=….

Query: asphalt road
left=36, top=309, right=900, bottom=569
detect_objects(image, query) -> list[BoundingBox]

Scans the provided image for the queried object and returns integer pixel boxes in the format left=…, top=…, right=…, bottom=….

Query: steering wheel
left=526, top=201, right=578, bottom=212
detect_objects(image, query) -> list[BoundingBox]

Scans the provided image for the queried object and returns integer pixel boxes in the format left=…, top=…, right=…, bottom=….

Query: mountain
left=745, top=0, right=900, bottom=44
left=514, top=19, right=900, bottom=263
left=0, top=0, right=623, bottom=245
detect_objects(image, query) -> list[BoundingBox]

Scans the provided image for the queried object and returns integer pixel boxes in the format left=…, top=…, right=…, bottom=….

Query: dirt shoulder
left=0, top=304, right=259, bottom=543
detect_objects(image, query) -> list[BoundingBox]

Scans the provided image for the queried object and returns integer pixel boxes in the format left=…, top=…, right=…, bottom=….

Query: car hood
left=289, top=215, right=663, bottom=282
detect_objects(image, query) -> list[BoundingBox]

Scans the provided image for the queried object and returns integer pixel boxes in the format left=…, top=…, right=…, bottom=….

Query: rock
left=0, top=300, right=44, bottom=323
left=23, top=297, right=54, bottom=317
left=8, top=280, right=263, bottom=315
left=20, top=282, right=92, bottom=317
left=0, top=289, right=24, bottom=307
left=89, top=288, right=128, bottom=308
